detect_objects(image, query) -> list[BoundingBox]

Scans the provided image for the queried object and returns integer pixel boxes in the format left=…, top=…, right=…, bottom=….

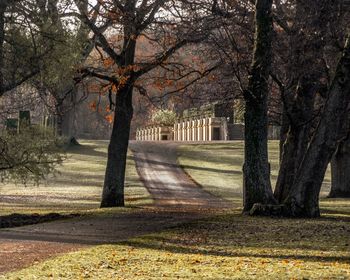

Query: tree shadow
left=67, top=144, right=107, bottom=158
left=130, top=155, right=241, bottom=175
left=123, top=238, right=350, bottom=264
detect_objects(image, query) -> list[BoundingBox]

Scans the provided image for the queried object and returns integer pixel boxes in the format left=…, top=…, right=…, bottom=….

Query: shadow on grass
left=186, top=144, right=244, bottom=151
left=0, top=213, right=81, bottom=229
left=66, top=144, right=107, bottom=158
left=0, top=194, right=100, bottom=203
left=180, top=152, right=244, bottom=166
left=123, top=238, right=350, bottom=264
left=130, top=155, right=241, bottom=175
left=51, top=178, right=103, bottom=188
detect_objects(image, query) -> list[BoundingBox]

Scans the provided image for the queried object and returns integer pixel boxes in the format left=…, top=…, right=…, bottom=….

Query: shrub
left=0, top=125, right=65, bottom=185
left=151, top=109, right=177, bottom=126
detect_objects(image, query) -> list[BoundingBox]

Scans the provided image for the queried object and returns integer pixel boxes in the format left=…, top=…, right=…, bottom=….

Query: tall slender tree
left=242, top=0, right=276, bottom=212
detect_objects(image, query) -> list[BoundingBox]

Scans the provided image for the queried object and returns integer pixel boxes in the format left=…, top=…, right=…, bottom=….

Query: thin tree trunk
left=0, top=1, right=7, bottom=95
left=101, top=84, right=133, bottom=207
left=243, top=0, right=276, bottom=212
left=329, top=136, right=350, bottom=198
left=279, top=110, right=289, bottom=160
left=284, top=37, right=350, bottom=217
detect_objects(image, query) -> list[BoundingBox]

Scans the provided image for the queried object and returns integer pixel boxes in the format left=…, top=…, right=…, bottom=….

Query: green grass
left=0, top=140, right=152, bottom=216
left=2, top=141, right=350, bottom=279
left=177, top=141, right=337, bottom=211
left=3, top=211, right=350, bottom=279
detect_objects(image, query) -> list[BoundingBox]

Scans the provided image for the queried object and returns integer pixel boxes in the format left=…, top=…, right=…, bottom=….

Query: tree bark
left=329, top=136, right=350, bottom=198
left=274, top=82, right=316, bottom=202
left=99, top=8, right=137, bottom=207
left=101, top=84, right=133, bottom=207
left=283, top=37, right=350, bottom=217
left=279, top=109, right=289, bottom=161
left=243, top=0, right=276, bottom=212
left=0, top=1, right=7, bottom=95
left=273, top=0, right=331, bottom=204
left=55, top=86, right=77, bottom=138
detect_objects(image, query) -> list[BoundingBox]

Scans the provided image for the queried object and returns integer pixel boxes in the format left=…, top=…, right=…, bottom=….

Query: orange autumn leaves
left=88, top=101, right=114, bottom=124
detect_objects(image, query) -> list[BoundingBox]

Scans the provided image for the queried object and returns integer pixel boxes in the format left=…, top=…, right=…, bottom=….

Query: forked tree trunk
left=100, top=84, right=133, bottom=207
left=273, top=0, right=332, bottom=206
left=274, top=83, right=315, bottom=202
left=284, top=37, right=350, bottom=217
left=329, top=136, right=350, bottom=198
left=243, top=0, right=276, bottom=212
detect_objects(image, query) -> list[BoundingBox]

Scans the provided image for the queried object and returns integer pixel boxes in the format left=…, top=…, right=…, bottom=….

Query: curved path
left=0, top=141, right=230, bottom=274
left=130, top=141, right=230, bottom=209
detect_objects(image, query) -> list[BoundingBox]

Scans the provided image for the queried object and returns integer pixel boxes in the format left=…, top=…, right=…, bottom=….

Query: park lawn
left=2, top=141, right=350, bottom=279
left=176, top=141, right=350, bottom=216
left=0, top=140, right=152, bottom=216
left=3, top=211, right=350, bottom=279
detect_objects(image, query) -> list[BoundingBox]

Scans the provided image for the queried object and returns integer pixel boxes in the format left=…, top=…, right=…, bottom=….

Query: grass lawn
left=176, top=141, right=350, bottom=217
left=1, top=141, right=350, bottom=279
left=0, top=140, right=152, bottom=216
left=3, top=211, right=350, bottom=279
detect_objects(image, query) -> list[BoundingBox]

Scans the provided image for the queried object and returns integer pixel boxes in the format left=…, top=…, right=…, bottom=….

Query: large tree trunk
left=243, top=0, right=276, bottom=212
left=274, top=82, right=316, bottom=202
left=273, top=0, right=331, bottom=204
left=329, top=136, right=350, bottom=198
left=100, top=84, right=133, bottom=207
left=283, top=37, right=350, bottom=217
left=100, top=13, right=137, bottom=207
left=55, top=87, right=77, bottom=138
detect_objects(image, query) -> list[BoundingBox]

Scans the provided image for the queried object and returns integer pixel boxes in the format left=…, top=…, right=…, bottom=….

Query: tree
left=0, top=0, right=41, bottom=96
left=264, top=0, right=350, bottom=217
left=74, top=0, right=211, bottom=207
left=27, top=0, right=95, bottom=138
left=282, top=36, right=350, bottom=217
left=273, top=0, right=337, bottom=204
left=242, top=0, right=276, bottom=212
left=212, top=0, right=350, bottom=217
left=0, top=1, right=71, bottom=183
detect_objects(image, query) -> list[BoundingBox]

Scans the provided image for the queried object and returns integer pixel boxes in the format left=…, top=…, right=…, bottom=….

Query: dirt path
left=130, top=141, right=230, bottom=209
left=0, top=141, right=229, bottom=274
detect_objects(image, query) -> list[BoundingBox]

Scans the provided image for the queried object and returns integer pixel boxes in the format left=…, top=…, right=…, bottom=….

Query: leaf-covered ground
left=3, top=211, right=350, bottom=279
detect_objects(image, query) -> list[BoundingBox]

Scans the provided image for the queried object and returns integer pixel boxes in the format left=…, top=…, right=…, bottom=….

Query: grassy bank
left=0, top=140, right=152, bottom=216
left=176, top=141, right=342, bottom=214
